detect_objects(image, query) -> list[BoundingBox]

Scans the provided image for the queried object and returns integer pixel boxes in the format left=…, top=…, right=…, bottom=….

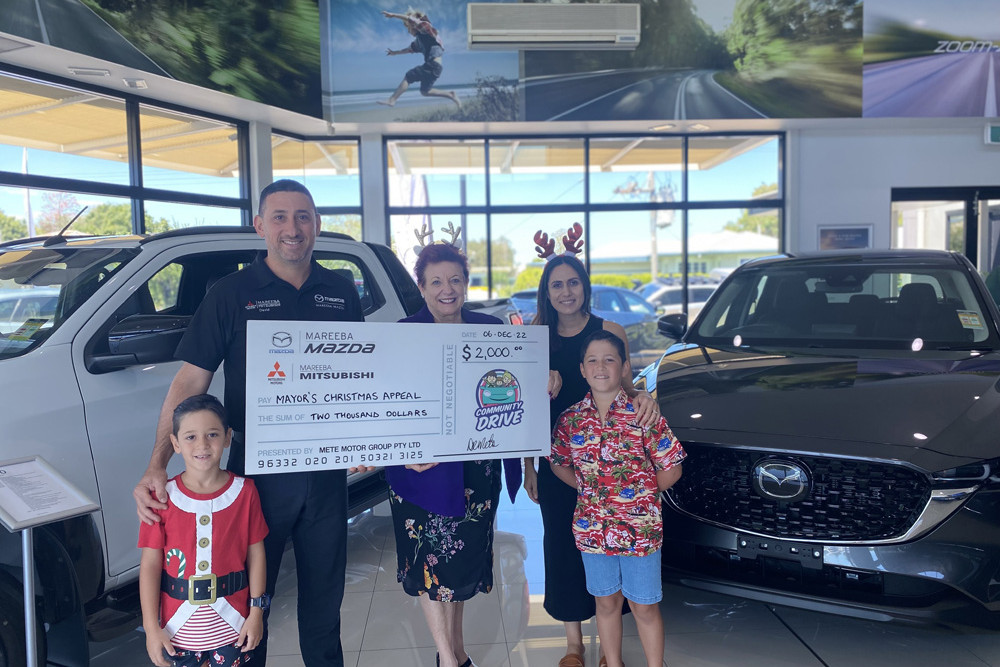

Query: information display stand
left=0, top=456, right=99, bottom=667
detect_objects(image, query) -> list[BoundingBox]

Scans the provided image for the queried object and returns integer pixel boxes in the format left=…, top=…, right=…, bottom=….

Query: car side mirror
left=657, top=313, right=687, bottom=340
left=86, top=314, right=190, bottom=373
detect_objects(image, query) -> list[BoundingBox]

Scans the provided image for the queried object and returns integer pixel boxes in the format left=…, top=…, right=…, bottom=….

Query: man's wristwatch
left=249, top=593, right=270, bottom=611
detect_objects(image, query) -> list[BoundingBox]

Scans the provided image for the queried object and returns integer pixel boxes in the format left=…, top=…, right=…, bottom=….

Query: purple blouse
left=383, top=304, right=522, bottom=516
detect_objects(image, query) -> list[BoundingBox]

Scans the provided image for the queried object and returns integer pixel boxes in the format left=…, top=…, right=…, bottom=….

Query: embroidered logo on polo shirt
left=245, top=299, right=281, bottom=312
left=313, top=293, right=346, bottom=309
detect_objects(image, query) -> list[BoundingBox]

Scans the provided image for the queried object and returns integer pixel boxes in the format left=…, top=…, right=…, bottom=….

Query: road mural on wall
left=864, top=0, right=1000, bottom=117
left=2, top=1, right=996, bottom=121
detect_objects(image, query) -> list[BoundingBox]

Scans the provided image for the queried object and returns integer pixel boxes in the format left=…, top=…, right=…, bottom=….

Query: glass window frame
left=271, top=132, right=364, bottom=238
left=891, top=186, right=1000, bottom=271
left=385, top=132, right=786, bottom=299
left=0, top=66, right=252, bottom=237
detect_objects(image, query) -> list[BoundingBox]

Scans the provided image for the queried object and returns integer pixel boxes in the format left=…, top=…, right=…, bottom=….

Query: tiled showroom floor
left=91, top=490, right=1000, bottom=666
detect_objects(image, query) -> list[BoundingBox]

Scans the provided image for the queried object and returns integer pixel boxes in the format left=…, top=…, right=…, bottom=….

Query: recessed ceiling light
left=123, top=78, right=148, bottom=89
left=689, top=123, right=711, bottom=131
left=650, top=123, right=675, bottom=131
left=68, top=67, right=111, bottom=77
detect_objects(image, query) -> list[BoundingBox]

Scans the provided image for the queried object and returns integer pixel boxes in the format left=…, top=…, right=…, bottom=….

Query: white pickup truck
left=0, top=227, right=435, bottom=666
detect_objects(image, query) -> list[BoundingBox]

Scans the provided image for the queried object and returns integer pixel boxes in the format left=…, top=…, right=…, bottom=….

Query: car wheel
left=0, top=579, right=45, bottom=667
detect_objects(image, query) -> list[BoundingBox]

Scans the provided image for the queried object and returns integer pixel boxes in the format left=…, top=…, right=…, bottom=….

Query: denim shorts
left=580, top=550, right=662, bottom=605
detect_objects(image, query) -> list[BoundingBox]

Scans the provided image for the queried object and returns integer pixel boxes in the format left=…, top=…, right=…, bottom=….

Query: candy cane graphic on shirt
left=165, top=548, right=186, bottom=577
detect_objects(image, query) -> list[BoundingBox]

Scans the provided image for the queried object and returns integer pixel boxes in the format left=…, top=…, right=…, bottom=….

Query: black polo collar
left=248, top=253, right=326, bottom=291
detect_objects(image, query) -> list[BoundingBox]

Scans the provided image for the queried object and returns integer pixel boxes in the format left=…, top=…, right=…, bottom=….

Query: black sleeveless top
left=549, top=315, right=605, bottom=428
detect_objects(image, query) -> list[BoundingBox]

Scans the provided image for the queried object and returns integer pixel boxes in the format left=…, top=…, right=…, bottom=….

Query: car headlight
left=931, top=459, right=998, bottom=485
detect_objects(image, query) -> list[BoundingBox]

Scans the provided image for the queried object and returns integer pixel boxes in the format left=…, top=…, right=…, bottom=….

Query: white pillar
left=360, top=131, right=387, bottom=245
left=247, top=121, right=274, bottom=215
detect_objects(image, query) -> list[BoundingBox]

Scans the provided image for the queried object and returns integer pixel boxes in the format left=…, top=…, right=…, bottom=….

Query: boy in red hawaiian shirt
left=550, top=330, right=685, bottom=667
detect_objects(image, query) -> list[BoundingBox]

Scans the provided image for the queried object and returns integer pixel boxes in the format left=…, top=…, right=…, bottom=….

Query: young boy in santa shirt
left=139, top=394, right=268, bottom=667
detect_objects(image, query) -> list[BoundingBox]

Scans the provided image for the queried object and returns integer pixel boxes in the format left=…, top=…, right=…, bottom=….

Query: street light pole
left=615, top=171, right=674, bottom=281
left=647, top=170, right=658, bottom=279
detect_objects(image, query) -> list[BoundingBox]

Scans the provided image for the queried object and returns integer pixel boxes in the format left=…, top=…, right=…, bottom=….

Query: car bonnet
left=656, top=349, right=1000, bottom=471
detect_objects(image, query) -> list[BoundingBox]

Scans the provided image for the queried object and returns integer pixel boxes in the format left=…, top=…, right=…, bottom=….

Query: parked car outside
left=590, top=284, right=664, bottom=368
left=635, top=250, right=1000, bottom=627
left=466, top=296, right=524, bottom=325
left=510, top=285, right=664, bottom=369
left=510, top=289, right=538, bottom=324
left=643, top=284, right=718, bottom=322
left=0, top=287, right=59, bottom=333
left=635, top=277, right=677, bottom=301
left=0, top=227, right=424, bottom=665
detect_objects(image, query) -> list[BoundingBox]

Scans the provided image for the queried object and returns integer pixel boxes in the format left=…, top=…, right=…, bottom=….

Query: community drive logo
left=474, top=369, right=524, bottom=431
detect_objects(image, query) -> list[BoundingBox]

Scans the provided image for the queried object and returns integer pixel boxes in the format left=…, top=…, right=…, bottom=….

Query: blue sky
left=0, top=144, right=242, bottom=230
left=325, top=0, right=518, bottom=93
left=0, top=136, right=778, bottom=237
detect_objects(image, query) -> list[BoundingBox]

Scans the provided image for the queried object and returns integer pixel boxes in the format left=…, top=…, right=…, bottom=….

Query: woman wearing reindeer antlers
left=521, top=223, right=661, bottom=667
left=378, top=9, right=460, bottom=109
left=383, top=224, right=523, bottom=667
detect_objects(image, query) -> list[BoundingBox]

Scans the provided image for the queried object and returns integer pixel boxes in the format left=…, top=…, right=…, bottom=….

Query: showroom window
left=272, top=134, right=363, bottom=239
left=0, top=69, right=250, bottom=240
left=0, top=186, right=136, bottom=238
left=0, top=76, right=130, bottom=185
left=588, top=137, right=684, bottom=206
left=139, top=105, right=242, bottom=199
left=386, top=139, right=486, bottom=208
left=144, top=200, right=243, bottom=231
left=890, top=186, right=1000, bottom=273
left=385, top=133, right=783, bottom=365
left=488, top=139, right=586, bottom=207
left=385, top=134, right=784, bottom=297
left=688, top=135, right=780, bottom=202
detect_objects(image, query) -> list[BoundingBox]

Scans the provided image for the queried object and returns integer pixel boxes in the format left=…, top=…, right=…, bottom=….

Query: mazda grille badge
left=752, top=459, right=810, bottom=502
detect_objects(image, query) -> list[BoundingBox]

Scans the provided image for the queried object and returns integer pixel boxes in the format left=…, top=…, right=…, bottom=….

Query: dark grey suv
left=636, top=250, right=1000, bottom=627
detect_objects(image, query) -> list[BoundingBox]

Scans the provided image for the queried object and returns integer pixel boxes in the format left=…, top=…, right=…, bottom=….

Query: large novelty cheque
left=245, top=321, right=550, bottom=473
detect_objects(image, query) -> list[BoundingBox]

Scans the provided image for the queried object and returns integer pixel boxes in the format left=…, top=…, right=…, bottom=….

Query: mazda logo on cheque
left=752, top=459, right=810, bottom=502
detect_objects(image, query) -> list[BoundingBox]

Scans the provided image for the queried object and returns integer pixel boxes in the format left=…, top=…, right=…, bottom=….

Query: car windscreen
left=0, top=246, right=138, bottom=359
left=691, top=262, right=999, bottom=351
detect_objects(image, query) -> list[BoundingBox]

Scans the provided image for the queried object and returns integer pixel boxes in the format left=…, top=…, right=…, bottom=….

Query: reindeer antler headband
left=414, top=221, right=462, bottom=249
left=535, top=222, right=584, bottom=260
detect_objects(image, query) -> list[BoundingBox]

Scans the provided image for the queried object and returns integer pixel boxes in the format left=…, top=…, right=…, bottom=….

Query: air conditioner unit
left=467, top=3, right=641, bottom=51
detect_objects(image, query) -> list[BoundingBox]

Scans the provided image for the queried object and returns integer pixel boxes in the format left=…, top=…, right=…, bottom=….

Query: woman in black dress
left=522, top=253, right=659, bottom=667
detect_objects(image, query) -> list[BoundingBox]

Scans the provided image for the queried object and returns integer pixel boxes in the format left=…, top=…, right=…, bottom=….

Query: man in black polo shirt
left=134, top=180, right=366, bottom=667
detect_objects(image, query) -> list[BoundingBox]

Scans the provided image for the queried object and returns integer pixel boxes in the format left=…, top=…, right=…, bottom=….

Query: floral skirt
left=389, top=459, right=501, bottom=601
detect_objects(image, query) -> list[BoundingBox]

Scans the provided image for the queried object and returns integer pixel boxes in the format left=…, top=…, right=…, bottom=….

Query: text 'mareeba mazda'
left=636, top=250, right=1000, bottom=626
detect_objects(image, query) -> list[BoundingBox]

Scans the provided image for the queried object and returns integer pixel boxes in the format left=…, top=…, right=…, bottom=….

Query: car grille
left=667, top=444, right=931, bottom=541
